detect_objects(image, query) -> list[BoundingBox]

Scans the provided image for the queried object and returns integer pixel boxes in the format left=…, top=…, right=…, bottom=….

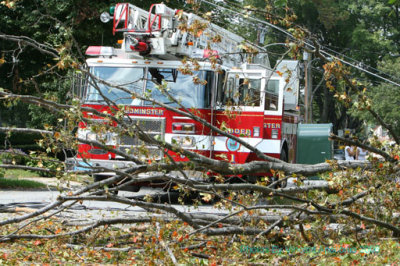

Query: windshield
left=86, top=67, right=144, bottom=105
left=85, top=66, right=212, bottom=108
left=146, top=68, right=212, bottom=108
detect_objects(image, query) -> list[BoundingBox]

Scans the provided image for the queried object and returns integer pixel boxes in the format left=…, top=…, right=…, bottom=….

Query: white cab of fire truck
left=213, top=60, right=299, bottom=167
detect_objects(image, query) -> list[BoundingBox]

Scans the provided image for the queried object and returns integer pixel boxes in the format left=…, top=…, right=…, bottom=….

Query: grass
left=0, top=169, right=89, bottom=189
left=4, top=169, right=40, bottom=179
left=0, top=178, right=45, bottom=189
left=0, top=169, right=45, bottom=189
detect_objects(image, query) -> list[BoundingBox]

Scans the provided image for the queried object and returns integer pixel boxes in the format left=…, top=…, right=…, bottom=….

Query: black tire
left=280, top=148, right=288, bottom=162
left=123, top=185, right=140, bottom=192
left=93, top=175, right=119, bottom=194
left=165, top=185, right=201, bottom=204
left=93, top=174, right=106, bottom=182
left=93, top=175, right=140, bottom=193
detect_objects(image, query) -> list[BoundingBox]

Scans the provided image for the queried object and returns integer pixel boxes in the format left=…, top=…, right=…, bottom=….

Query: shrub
left=26, top=155, right=63, bottom=177
left=0, top=149, right=28, bottom=165
left=0, top=132, right=42, bottom=146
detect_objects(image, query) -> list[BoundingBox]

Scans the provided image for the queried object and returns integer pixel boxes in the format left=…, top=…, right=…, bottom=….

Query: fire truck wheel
left=163, top=185, right=216, bottom=204
left=93, top=174, right=109, bottom=183
left=280, top=148, right=288, bottom=162
left=124, top=185, right=140, bottom=192
left=93, top=175, right=119, bottom=195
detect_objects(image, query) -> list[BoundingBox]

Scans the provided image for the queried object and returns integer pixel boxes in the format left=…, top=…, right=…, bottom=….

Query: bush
left=26, top=155, right=63, bottom=177
left=0, top=132, right=42, bottom=146
left=0, top=149, right=28, bottom=165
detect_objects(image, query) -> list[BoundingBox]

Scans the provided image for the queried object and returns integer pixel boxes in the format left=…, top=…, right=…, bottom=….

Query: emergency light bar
left=191, top=49, right=220, bottom=59
left=85, top=46, right=116, bottom=57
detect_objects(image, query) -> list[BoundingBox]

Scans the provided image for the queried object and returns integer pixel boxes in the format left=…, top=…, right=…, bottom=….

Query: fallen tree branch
left=56, top=195, right=201, bottom=229
left=0, top=164, right=53, bottom=173
left=330, top=134, right=394, bottom=162
left=313, top=41, right=400, bottom=145
left=202, top=226, right=264, bottom=236
left=66, top=244, right=141, bottom=252
left=0, top=127, right=371, bottom=177
left=156, top=222, right=178, bottom=265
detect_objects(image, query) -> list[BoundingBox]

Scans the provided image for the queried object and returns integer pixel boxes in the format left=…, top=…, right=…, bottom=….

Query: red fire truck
left=67, top=3, right=300, bottom=187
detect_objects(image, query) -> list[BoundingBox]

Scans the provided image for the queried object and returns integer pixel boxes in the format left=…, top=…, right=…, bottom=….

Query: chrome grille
left=120, top=135, right=138, bottom=146
left=118, top=117, right=165, bottom=160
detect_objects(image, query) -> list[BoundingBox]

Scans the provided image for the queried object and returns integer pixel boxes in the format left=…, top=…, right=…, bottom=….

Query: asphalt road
left=0, top=177, right=329, bottom=223
left=0, top=186, right=298, bottom=225
left=0, top=188, right=236, bottom=222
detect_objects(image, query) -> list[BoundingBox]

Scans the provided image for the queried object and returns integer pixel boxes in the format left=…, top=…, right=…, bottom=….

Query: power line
left=319, top=50, right=400, bottom=88
left=200, top=0, right=296, bottom=41
left=319, top=45, right=400, bottom=84
left=199, top=0, right=400, bottom=88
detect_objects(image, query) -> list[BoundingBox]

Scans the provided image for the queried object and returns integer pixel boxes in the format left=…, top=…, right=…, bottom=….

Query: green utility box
left=296, top=123, right=333, bottom=164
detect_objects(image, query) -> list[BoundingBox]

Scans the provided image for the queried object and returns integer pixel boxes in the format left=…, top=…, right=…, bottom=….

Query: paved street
left=0, top=188, right=231, bottom=223
left=0, top=186, right=296, bottom=224
left=0, top=177, right=329, bottom=222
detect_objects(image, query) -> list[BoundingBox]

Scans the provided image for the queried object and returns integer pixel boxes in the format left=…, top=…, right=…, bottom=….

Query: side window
left=265, top=80, right=279, bottom=111
left=221, top=73, right=263, bottom=107
left=222, top=76, right=236, bottom=105
left=203, top=71, right=214, bottom=108
left=220, top=76, right=236, bottom=105
left=216, top=71, right=226, bottom=106
left=238, top=78, right=261, bottom=106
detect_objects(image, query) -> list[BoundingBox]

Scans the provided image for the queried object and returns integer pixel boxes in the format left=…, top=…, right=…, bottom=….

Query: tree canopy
left=1, top=0, right=400, bottom=264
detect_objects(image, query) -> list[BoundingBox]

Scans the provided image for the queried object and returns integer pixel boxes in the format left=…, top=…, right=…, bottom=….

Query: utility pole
left=303, top=52, right=309, bottom=123
left=303, top=51, right=312, bottom=123
left=308, top=55, right=313, bottom=123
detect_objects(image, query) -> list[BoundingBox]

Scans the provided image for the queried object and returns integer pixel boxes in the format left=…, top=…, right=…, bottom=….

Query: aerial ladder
left=89, top=3, right=270, bottom=68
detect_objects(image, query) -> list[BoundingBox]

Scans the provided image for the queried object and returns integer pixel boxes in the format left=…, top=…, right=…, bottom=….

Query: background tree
left=0, top=0, right=187, bottom=128
left=293, top=0, right=400, bottom=131
left=1, top=0, right=400, bottom=264
left=351, top=57, right=400, bottom=136
left=234, top=0, right=400, bottom=132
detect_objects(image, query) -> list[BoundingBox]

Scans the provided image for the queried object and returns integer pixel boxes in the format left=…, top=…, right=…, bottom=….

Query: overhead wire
left=200, top=0, right=296, bottom=41
left=199, top=0, right=400, bottom=88
left=318, top=50, right=400, bottom=88
left=319, top=44, right=400, bottom=84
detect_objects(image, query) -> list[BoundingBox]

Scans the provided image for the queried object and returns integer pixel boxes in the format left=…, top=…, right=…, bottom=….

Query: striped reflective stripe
left=165, top=134, right=281, bottom=154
